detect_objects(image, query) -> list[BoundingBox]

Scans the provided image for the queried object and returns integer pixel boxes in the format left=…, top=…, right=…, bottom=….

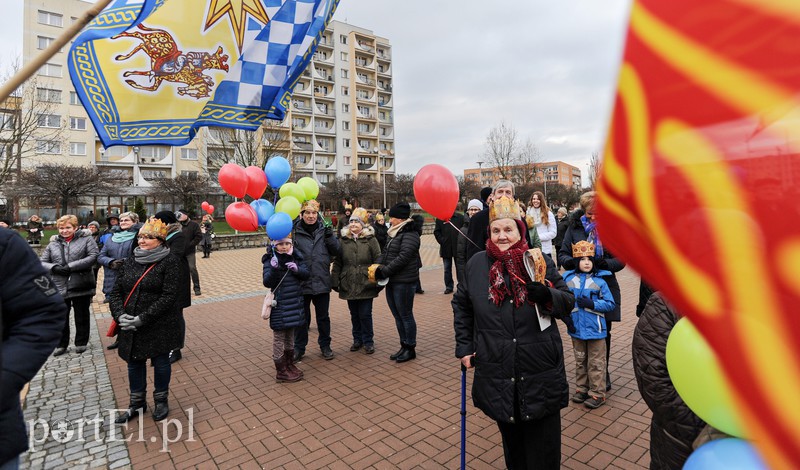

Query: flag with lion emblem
left=68, top=0, right=338, bottom=147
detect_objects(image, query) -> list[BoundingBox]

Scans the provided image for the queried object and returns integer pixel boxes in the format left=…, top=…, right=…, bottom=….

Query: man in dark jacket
left=155, top=211, right=190, bottom=363
left=632, top=292, right=705, bottom=469
left=176, top=209, right=203, bottom=296
left=0, top=228, right=67, bottom=468
left=292, top=200, right=340, bottom=361
left=433, top=211, right=465, bottom=294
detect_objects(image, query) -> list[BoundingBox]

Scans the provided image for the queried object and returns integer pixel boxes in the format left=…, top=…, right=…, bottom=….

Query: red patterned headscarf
left=485, top=234, right=532, bottom=307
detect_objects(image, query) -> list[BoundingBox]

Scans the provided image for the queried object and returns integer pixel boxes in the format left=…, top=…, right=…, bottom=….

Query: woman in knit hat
left=111, top=217, right=182, bottom=423
left=331, top=208, right=382, bottom=354
left=453, top=196, right=575, bottom=469
left=374, top=202, right=421, bottom=362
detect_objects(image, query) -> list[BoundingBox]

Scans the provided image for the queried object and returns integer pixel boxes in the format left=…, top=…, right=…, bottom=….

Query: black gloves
left=577, top=297, right=594, bottom=309
left=374, top=266, right=386, bottom=280
left=561, top=258, right=576, bottom=270
left=52, top=265, right=71, bottom=276
left=110, top=259, right=124, bottom=270
left=562, top=316, right=577, bottom=334
left=526, top=282, right=551, bottom=304
left=595, top=258, right=609, bottom=270
left=325, top=225, right=334, bottom=238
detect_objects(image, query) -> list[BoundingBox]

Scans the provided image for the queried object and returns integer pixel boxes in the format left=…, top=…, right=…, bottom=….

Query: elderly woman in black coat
left=110, top=217, right=181, bottom=423
left=558, top=191, right=625, bottom=390
left=454, top=196, right=574, bottom=469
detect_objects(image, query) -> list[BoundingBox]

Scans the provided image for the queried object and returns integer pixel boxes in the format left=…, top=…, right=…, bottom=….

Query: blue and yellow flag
left=68, top=0, right=338, bottom=147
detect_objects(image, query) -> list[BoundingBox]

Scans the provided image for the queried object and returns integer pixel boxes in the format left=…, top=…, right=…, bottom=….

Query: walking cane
left=460, top=362, right=467, bottom=470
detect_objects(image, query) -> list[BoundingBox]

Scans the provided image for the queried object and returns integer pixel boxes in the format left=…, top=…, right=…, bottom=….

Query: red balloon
left=413, top=164, right=459, bottom=221
left=206, top=205, right=215, bottom=214
left=224, top=202, right=258, bottom=232
left=218, top=163, right=249, bottom=199
left=244, top=166, right=268, bottom=199
left=201, top=201, right=209, bottom=212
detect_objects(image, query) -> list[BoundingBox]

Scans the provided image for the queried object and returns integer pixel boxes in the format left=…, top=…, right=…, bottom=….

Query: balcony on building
left=313, top=50, right=333, bottom=64
left=356, top=107, right=376, bottom=121
left=378, top=93, right=393, bottom=108
left=97, top=145, right=135, bottom=165
left=376, top=45, right=391, bottom=61
left=313, top=67, right=334, bottom=82
left=379, top=126, right=394, bottom=139
left=292, top=118, right=312, bottom=132
left=293, top=100, right=313, bottom=114
left=356, top=90, right=375, bottom=103
left=355, top=39, right=374, bottom=53
left=357, top=126, right=377, bottom=137
left=136, top=145, right=173, bottom=166
left=378, top=81, right=392, bottom=92
left=377, top=62, right=391, bottom=76
left=293, top=81, right=311, bottom=96
left=356, top=74, right=376, bottom=87
left=292, top=138, right=313, bottom=151
left=378, top=111, right=393, bottom=124
left=355, top=55, right=375, bottom=71
left=317, top=33, right=333, bottom=50
left=315, top=138, right=335, bottom=153
left=313, top=85, right=335, bottom=100
left=315, top=103, right=335, bottom=117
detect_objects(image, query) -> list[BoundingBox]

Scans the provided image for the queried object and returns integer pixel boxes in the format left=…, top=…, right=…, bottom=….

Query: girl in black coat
left=454, top=197, right=574, bottom=469
left=110, top=218, right=182, bottom=423
left=263, top=236, right=310, bottom=383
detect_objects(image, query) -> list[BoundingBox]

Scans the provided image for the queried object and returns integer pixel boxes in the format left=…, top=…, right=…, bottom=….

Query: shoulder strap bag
left=107, top=263, right=158, bottom=337
left=261, top=269, right=290, bottom=320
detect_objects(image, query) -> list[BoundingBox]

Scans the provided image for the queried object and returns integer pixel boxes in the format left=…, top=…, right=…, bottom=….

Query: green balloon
left=297, top=177, right=320, bottom=201
left=275, top=196, right=301, bottom=220
left=279, top=182, right=307, bottom=203
left=666, top=318, right=744, bottom=437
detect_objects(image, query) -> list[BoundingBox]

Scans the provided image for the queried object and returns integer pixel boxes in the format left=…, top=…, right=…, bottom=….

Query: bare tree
left=149, top=174, right=210, bottom=218
left=387, top=173, right=415, bottom=202
left=320, top=176, right=377, bottom=208
left=6, top=163, right=128, bottom=215
left=202, top=121, right=291, bottom=171
left=588, top=151, right=602, bottom=190
left=0, top=59, right=65, bottom=187
left=484, top=120, right=518, bottom=180
left=456, top=175, right=481, bottom=209
left=512, top=139, right=542, bottom=187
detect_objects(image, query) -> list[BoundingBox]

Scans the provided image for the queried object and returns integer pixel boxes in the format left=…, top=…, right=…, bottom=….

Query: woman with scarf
left=453, top=196, right=574, bottom=469
left=558, top=191, right=625, bottom=391
left=110, top=217, right=181, bottom=423
left=98, top=212, right=141, bottom=306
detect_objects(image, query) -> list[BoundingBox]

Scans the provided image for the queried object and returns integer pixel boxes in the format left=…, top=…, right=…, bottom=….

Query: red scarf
left=485, top=238, right=532, bottom=307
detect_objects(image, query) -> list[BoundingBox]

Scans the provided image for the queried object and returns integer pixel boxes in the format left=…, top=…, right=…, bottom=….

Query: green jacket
left=331, top=225, right=382, bottom=300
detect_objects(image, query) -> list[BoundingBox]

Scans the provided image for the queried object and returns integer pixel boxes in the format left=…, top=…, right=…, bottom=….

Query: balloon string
left=447, top=220, right=482, bottom=250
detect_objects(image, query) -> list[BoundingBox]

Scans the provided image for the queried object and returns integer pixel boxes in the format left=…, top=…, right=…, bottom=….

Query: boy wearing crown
left=562, top=241, right=616, bottom=409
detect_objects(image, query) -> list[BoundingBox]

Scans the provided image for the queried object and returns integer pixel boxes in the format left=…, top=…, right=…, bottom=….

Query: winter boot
left=152, top=390, right=170, bottom=421
left=115, top=392, right=147, bottom=423
left=275, top=356, right=302, bottom=383
left=395, top=345, right=416, bottom=363
left=389, top=343, right=407, bottom=361
left=284, top=349, right=304, bottom=379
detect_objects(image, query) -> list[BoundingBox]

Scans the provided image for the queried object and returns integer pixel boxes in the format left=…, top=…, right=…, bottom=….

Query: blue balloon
left=684, top=439, right=767, bottom=470
left=264, top=156, right=291, bottom=189
left=266, top=212, right=293, bottom=240
left=249, top=199, right=275, bottom=226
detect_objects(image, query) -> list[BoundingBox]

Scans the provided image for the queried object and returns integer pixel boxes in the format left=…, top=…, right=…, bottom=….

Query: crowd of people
left=1, top=182, right=699, bottom=469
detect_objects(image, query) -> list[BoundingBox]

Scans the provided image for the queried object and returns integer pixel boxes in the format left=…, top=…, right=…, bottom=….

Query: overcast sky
left=0, top=0, right=633, bottom=183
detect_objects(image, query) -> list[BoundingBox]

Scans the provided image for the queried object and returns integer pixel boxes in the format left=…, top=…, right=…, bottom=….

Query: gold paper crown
left=344, top=203, right=352, bottom=210
left=301, top=199, right=320, bottom=213
left=489, top=196, right=522, bottom=222
left=572, top=240, right=596, bottom=258
left=139, top=217, right=169, bottom=240
left=375, top=213, right=384, bottom=222
left=350, top=207, right=369, bottom=225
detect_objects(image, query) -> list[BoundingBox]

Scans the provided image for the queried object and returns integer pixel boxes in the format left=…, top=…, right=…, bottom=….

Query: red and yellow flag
left=598, top=1, right=800, bottom=468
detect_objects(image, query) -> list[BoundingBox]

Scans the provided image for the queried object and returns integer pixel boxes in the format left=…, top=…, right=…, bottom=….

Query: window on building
left=341, top=69, right=348, bottom=78
left=37, top=36, right=55, bottom=50
left=39, top=63, right=62, bottom=77
left=341, top=86, right=349, bottom=96
left=292, top=117, right=305, bottom=128
left=314, top=120, right=329, bottom=130
left=69, top=142, right=86, bottom=155
left=181, top=170, right=199, bottom=178
left=0, top=143, right=10, bottom=161
left=139, top=146, right=167, bottom=159
left=104, top=146, right=128, bottom=157
left=38, top=11, right=63, bottom=27
left=340, top=51, right=348, bottom=61
left=69, top=91, right=80, bottom=105
left=343, top=138, right=350, bottom=148
left=0, top=113, right=14, bottom=130
left=69, top=117, right=87, bottom=130
left=36, top=140, right=60, bottom=154
left=339, top=34, right=347, bottom=44
left=358, top=105, right=371, bottom=117
left=344, top=156, right=351, bottom=166
left=36, top=87, right=61, bottom=102
left=342, top=103, right=349, bottom=113
left=37, top=114, right=60, bottom=128
left=358, top=157, right=371, bottom=165
left=180, top=148, right=198, bottom=160
left=357, top=123, right=370, bottom=133
left=342, top=121, right=350, bottom=130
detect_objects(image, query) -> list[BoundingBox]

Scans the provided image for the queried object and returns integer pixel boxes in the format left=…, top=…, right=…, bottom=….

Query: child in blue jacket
left=562, top=241, right=616, bottom=409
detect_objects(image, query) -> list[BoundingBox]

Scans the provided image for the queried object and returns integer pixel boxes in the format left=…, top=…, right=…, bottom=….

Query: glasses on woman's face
left=138, top=234, right=157, bottom=240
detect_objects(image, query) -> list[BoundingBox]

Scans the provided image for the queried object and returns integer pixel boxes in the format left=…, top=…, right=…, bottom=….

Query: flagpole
left=0, top=0, right=114, bottom=102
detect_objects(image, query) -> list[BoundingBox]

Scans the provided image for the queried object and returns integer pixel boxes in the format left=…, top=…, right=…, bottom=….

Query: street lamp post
left=476, top=161, right=484, bottom=186
left=375, top=147, right=386, bottom=208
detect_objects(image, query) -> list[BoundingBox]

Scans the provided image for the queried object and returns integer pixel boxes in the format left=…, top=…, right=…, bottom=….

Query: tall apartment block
left=14, top=0, right=394, bottom=218
left=463, top=161, right=582, bottom=189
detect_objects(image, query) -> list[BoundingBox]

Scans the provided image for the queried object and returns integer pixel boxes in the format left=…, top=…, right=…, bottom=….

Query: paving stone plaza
left=21, top=234, right=651, bottom=469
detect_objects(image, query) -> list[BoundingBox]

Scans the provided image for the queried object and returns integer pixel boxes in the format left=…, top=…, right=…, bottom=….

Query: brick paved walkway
left=22, top=235, right=652, bottom=469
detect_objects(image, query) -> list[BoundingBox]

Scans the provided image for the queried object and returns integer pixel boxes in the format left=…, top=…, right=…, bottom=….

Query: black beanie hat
left=480, top=187, right=493, bottom=202
left=154, top=210, right=178, bottom=224
left=388, top=202, right=411, bottom=220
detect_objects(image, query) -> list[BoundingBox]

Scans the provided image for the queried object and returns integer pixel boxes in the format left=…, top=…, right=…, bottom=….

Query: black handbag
left=58, top=241, right=95, bottom=292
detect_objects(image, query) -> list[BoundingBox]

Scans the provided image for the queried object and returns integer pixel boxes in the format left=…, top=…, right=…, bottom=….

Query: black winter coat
left=0, top=229, right=66, bottom=465
left=632, top=292, right=705, bottom=470
left=110, top=254, right=182, bottom=362
left=262, top=249, right=310, bottom=331
left=434, top=212, right=465, bottom=259
left=558, top=209, right=625, bottom=322
left=455, top=218, right=470, bottom=287
left=165, top=228, right=191, bottom=309
left=553, top=216, right=569, bottom=255
left=180, top=220, right=202, bottom=252
left=376, top=219, right=420, bottom=285
left=373, top=222, right=388, bottom=250
left=453, top=252, right=573, bottom=424
left=331, top=226, right=382, bottom=300
left=292, top=219, right=339, bottom=295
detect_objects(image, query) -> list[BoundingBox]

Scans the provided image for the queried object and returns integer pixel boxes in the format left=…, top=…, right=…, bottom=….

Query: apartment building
left=463, top=161, right=582, bottom=189
left=16, top=0, right=395, bottom=219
